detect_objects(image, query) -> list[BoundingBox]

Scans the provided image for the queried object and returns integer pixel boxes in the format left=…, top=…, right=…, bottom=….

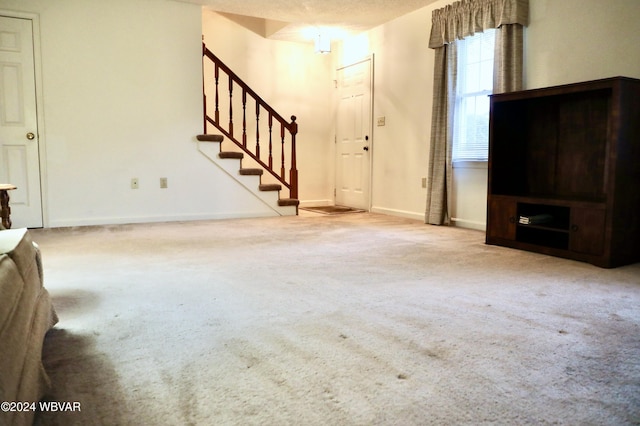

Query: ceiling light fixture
left=314, top=32, right=331, bottom=54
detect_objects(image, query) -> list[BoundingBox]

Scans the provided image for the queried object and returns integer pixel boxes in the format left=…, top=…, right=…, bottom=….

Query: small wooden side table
left=0, top=184, right=17, bottom=229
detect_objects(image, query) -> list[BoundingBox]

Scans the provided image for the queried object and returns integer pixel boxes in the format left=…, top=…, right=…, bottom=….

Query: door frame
left=0, top=10, right=48, bottom=227
left=334, top=54, right=374, bottom=210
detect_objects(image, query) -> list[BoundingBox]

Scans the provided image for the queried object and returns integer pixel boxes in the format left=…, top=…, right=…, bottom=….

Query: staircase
left=200, top=44, right=299, bottom=215
left=195, top=134, right=298, bottom=216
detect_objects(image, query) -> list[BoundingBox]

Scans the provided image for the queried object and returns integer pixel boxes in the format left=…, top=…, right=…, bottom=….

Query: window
left=453, top=29, right=495, bottom=162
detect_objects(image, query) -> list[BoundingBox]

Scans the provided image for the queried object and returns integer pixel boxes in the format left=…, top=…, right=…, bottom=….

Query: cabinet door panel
left=487, top=198, right=517, bottom=240
left=570, top=208, right=606, bottom=255
left=556, top=92, right=609, bottom=199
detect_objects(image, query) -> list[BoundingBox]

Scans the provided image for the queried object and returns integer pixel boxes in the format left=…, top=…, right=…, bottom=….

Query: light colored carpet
left=29, top=213, right=640, bottom=425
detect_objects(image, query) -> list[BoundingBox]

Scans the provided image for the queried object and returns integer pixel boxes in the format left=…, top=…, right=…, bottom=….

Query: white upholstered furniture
left=0, top=228, right=58, bottom=426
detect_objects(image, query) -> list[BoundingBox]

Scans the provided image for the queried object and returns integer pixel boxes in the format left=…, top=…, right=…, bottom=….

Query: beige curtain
left=494, top=23, right=525, bottom=94
left=425, top=0, right=528, bottom=225
left=425, top=44, right=457, bottom=225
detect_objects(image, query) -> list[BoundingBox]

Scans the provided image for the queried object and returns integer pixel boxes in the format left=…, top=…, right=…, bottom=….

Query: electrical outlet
left=160, top=177, right=168, bottom=189
left=131, top=178, right=139, bottom=189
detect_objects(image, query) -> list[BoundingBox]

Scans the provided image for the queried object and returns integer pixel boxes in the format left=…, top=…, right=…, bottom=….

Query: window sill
left=452, top=160, right=488, bottom=169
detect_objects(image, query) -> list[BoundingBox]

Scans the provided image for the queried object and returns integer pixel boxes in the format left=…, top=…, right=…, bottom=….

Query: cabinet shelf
left=517, top=224, right=569, bottom=234
left=517, top=226, right=569, bottom=250
left=486, top=77, right=640, bottom=268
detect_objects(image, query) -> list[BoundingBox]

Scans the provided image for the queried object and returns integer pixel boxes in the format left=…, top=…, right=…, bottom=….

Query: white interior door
left=0, top=15, right=43, bottom=228
left=335, top=58, right=372, bottom=210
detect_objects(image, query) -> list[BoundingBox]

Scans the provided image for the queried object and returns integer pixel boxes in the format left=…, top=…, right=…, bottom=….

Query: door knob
left=363, top=146, right=369, bottom=151
left=26, top=132, right=35, bottom=140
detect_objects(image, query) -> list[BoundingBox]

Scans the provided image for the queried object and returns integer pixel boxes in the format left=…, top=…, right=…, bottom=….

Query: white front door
left=0, top=15, right=43, bottom=228
left=335, top=58, right=372, bottom=210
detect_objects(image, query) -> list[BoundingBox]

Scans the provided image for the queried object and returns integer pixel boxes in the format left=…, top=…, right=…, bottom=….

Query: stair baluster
left=214, top=64, right=220, bottom=123
left=280, top=122, right=286, bottom=181
left=255, top=103, right=260, bottom=159
left=242, top=88, right=247, bottom=148
left=268, top=113, right=273, bottom=169
left=228, top=78, right=233, bottom=137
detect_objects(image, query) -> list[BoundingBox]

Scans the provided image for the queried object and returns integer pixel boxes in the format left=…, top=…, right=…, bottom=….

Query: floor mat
left=300, top=205, right=366, bottom=215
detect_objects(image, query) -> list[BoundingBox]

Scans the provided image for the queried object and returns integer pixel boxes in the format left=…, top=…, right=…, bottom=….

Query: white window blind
left=453, top=29, right=495, bottom=162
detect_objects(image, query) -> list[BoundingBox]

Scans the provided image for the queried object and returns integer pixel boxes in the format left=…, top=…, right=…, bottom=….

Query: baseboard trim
left=370, top=206, right=424, bottom=221
left=47, top=211, right=281, bottom=228
left=451, top=217, right=486, bottom=231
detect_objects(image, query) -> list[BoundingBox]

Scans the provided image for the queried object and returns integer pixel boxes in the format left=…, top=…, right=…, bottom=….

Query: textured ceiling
left=172, top=0, right=440, bottom=41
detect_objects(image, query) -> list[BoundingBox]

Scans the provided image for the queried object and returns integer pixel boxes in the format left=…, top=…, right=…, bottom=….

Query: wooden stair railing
left=202, top=43, right=298, bottom=201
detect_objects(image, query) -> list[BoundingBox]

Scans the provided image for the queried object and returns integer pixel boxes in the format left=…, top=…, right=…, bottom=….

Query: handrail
left=202, top=44, right=298, bottom=200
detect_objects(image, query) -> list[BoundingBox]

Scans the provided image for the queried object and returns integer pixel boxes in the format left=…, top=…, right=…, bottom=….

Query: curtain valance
left=429, top=0, right=529, bottom=48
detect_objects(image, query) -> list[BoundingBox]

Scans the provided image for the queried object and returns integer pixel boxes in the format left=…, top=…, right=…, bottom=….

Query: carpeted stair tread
left=239, top=168, right=263, bottom=176
left=219, top=152, right=244, bottom=159
left=259, top=184, right=282, bottom=191
left=196, top=134, right=224, bottom=142
left=278, top=198, right=299, bottom=207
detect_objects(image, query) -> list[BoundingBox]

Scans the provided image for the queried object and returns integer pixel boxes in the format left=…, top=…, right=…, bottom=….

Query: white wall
left=363, top=10, right=435, bottom=221
left=526, top=0, right=640, bottom=88
left=202, top=11, right=335, bottom=207
left=334, top=0, right=640, bottom=228
left=3, top=0, right=639, bottom=228
left=2, top=0, right=284, bottom=227
left=331, top=0, right=464, bottom=222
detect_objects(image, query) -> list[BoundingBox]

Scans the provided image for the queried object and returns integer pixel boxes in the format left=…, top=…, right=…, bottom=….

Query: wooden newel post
left=289, top=115, right=298, bottom=199
left=202, top=42, right=207, bottom=134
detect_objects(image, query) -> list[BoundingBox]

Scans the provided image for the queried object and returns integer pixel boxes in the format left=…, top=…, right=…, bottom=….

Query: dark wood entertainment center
left=486, top=77, right=640, bottom=268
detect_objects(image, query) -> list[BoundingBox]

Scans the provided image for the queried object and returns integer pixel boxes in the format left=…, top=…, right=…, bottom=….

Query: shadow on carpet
left=300, top=205, right=366, bottom=215
left=34, top=328, right=131, bottom=426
